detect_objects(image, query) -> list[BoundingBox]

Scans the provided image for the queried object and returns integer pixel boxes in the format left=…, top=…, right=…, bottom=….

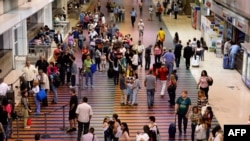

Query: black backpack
left=52, top=74, right=61, bottom=88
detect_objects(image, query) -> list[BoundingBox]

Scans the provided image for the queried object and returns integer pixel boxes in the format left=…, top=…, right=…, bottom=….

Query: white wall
left=0, top=0, right=3, bottom=15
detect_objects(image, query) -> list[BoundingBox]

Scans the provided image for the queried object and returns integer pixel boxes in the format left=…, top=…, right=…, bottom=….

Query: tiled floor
left=4, top=0, right=250, bottom=137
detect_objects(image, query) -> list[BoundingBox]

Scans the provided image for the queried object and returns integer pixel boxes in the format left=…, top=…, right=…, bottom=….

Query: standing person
left=138, top=19, right=144, bottom=38
left=67, top=88, right=78, bottom=133
left=173, top=3, right=179, bottom=19
left=197, top=70, right=210, bottom=99
left=113, top=59, right=120, bottom=85
left=183, top=42, right=193, bottom=70
left=76, top=97, right=93, bottom=141
left=139, top=1, right=143, bottom=17
left=0, top=78, right=10, bottom=97
left=113, top=113, right=122, bottom=141
left=145, top=45, right=152, bottom=70
left=223, top=38, right=231, bottom=55
left=156, top=27, right=165, bottom=47
left=130, top=8, right=137, bottom=27
left=174, top=40, right=182, bottom=68
left=190, top=106, right=201, bottom=141
left=82, top=127, right=99, bottom=141
left=70, top=56, right=77, bottom=88
left=202, top=106, right=213, bottom=140
left=195, top=117, right=207, bottom=141
left=144, top=69, right=157, bottom=109
left=83, top=55, right=94, bottom=89
left=103, top=116, right=111, bottom=141
left=21, top=91, right=32, bottom=129
left=156, top=63, right=168, bottom=98
left=31, top=80, right=40, bottom=115
left=132, top=73, right=140, bottom=106
left=119, top=122, right=130, bottom=141
left=95, top=48, right=102, bottom=72
left=229, top=42, right=240, bottom=69
left=157, top=5, right=163, bottom=22
left=163, top=49, right=175, bottom=77
left=148, top=5, right=154, bottom=21
left=148, top=116, right=159, bottom=141
left=162, top=0, right=168, bottom=15
left=49, top=68, right=58, bottom=104
left=37, top=70, right=50, bottom=107
left=35, top=55, right=49, bottom=74
left=22, top=60, right=38, bottom=91
left=136, top=40, right=145, bottom=68
left=167, top=74, right=177, bottom=107
left=175, top=90, right=192, bottom=135
left=120, top=72, right=127, bottom=106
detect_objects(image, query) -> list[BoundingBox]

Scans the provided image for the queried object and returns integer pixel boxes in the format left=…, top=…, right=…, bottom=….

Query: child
left=101, top=53, right=107, bottom=71
left=67, top=88, right=78, bottom=133
left=32, top=80, right=40, bottom=115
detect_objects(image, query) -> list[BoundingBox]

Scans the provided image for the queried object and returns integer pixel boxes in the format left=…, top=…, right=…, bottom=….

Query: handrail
left=7, top=73, right=24, bottom=90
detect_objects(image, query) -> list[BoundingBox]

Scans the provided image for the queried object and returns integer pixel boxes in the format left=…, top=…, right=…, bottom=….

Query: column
left=37, top=8, right=44, bottom=24
left=44, top=3, right=53, bottom=29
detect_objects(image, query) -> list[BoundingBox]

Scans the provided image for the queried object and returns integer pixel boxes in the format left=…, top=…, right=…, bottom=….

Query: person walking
left=197, top=70, right=211, bottom=99
left=138, top=19, right=144, bottom=39
left=156, top=27, right=165, bottom=47
left=130, top=8, right=137, bottom=27
left=22, top=60, right=38, bottom=91
left=76, top=97, right=93, bottom=141
left=81, top=127, right=99, bottom=141
left=67, top=88, right=78, bottom=133
left=148, top=5, right=154, bottom=21
left=167, top=74, right=177, bottom=107
left=83, top=55, right=94, bottom=89
left=174, top=40, right=183, bottom=68
left=173, top=3, right=179, bottom=19
left=156, top=63, right=168, bottom=98
left=0, top=78, right=10, bottom=97
left=145, top=45, right=152, bottom=70
left=183, top=42, right=193, bottom=70
left=175, top=90, right=192, bottom=136
left=163, top=49, right=175, bottom=78
left=144, top=69, right=157, bottom=109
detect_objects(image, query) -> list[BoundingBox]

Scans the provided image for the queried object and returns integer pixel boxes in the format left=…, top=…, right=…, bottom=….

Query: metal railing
left=28, top=44, right=52, bottom=62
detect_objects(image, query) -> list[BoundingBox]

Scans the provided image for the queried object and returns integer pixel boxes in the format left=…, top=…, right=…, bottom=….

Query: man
left=163, top=49, right=175, bottom=78
left=156, top=27, right=165, bottom=47
left=81, top=127, right=99, bottom=141
left=156, top=63, right=168, bottom=98
left=135, top=40, right=145, bottom=68
left=83, top=55, right=94, bottom=89
left=119, top=71, right=127, bottom=106
left=138, top=19, right=144, bottom=38
left=130, top=8, right=137, bottom=27
left=54, top=31, right=63, bottom=44
left=183, top=42, right=193, bottom=70
left=174, top=40, right=183, bottom=68
left=144, top=69, right=157, bottom=109
left=35, top=55, right=49, bottom=73
left=229, top=42, right=240, bottom=69
left=37, top=69, right=50, bottom=107
left=175, top=90, right=192, bottom=135
left=76, top=97, right=93, bottom=141
left=22, top=60, right=38, bottom=91
left=173, top=3, right=179, bottom=19
left=145, top=45, right=152, bottom=70
left=0, top=78, right=10, bottom=97
left=19, top=76, right=28, bottom=96
left=67, top=88, right=78, bottom=133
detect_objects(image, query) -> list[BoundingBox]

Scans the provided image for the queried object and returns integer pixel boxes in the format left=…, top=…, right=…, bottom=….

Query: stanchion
left=60, top=105, right=68, bottom=131
left=41, top=113, right=50, bottom=138
left=15, top=118, right=22, bottom=141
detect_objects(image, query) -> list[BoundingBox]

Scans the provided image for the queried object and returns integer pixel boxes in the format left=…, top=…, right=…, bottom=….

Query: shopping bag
left=27, top=118, right=32, bottom=126
left=37, top=89, right=46, bottom=101
left=90, top=64, right=97, bottom=73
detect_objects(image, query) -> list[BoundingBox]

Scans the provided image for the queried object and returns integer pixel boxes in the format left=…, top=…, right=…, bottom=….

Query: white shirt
left=120, top=47, right=126, bottom=56
left=137, top=44, right=145, bottom=53
left=0, top=82, right=10, bottom=96
left=101, top=16, right=106, bottom=24
left=149, top=7, right=153, bottom=13
left=132, top=54, right=139, bottom=65
left=32, top=85, right=40, bottom=96
left=138, top=22, right=144, bottom=31
left=82, top=133, right=99, bottom=141
left=22, top=65, right=38, bottom=81
left=195, top=124, right=206, bottom=140
left=76, top=103, right=93, bottom=122
left=136, top=133, right=149, bottom=141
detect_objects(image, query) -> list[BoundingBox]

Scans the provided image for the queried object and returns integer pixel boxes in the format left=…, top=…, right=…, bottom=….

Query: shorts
left=68, top=110, right=77, bottom=120
left=131, top=64, right=138, bottom=71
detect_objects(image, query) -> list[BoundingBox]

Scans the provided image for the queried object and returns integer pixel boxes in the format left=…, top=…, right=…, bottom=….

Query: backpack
left=52, top=74, right=61, bottom=88
left=207, top=76, right=213, bottom=86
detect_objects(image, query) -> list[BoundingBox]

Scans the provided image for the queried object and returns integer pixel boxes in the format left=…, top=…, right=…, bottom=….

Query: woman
left=197, top=90, right=208, bottom=112
left=21, top=91, right=32, bottom=128
left=67, top=33, right=74, bottom=48
left=47, top=62, right=59, bottom=77
left=203, top=106, right=214, bottom=140
left=209, top=125, right=223, bottom=141
left=154, top=43, right=162, bottom=63
left=1, top=97, right=11, bottom=140
left=103, top=116, right=110, bottom=141
left=148, top=116, right=159, bottom=141
left=197, top=70, right=210, bottom=99
left=195, top=117, right=207, bottom=141
left=190, top=106, right=201, bottom=141
left=200, top=37, right=207, bottom=61
left=136, top=125, right=151, bottom=141
left=167, top=74, right=177, bottom=107
left=113, top=114, right=122, bottom=141
left=173, top=32, right=179, bottom=46
left=132, top=73, right=140, bottom=106
left=119, top=122, right=130, bottom=141
left=126, top=71, right=134, bottom=105
left=31, top=80, right=40, bottom=115
left=95, top=48, right=102, bottom=72
left=131, top=50, right=138, bottom=72
left=113, top=58, right=120, bottom=85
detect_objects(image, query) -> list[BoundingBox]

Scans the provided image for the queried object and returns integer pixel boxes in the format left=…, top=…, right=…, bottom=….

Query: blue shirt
left=163, top=52, right=175, bottom=63
left=131, top=10, right=136, bottom=17
left=230, top=45, right=240, bottom=54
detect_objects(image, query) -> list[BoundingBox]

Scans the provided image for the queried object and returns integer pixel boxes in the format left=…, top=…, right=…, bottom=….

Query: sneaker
left=24, top=126, right=30, bottom=129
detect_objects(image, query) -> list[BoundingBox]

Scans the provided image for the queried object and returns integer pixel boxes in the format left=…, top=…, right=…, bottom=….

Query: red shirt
left=157, top=67, right=168, bottom=80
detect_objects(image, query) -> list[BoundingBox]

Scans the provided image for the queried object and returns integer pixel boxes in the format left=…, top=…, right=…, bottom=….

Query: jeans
left=229, top=53, right=236, bottom=69
left=138, top=53, right=143, bottom=67
left=166, top=62, right=174, bottom=78
left=50, top=84, right=58, bottom=103
left=3, top=124, right=8, bottom=141
left=206, top=127, right=211, bottom=140
left=160, top=80, right=167, bottom=96
left=85, top=71, right=93, bottom=86
left=177, top=114, right=188, bottom=133
left=127, top=88, right=133, bottom=104
left=131, top=16, right=136, bottom=27
left=191, top=123, right=197, bottom=141
left=132, top=88, right=139, bottom=104
left=146, top=89, right=155, bottom=107
left=113, top=70, right=119, bottom=85
left=77, top=121, right=90, bottom=141
left=145, top=56, right=151, bottom=70
left=168, top=89, right=176, bottom=106
left=78, top=40, right=83, bottom=50
left=155, top=55, right=161, bottom=63
left=34, top=95, right=40, bottom=114
left=71, top=75, right=76, bottom=87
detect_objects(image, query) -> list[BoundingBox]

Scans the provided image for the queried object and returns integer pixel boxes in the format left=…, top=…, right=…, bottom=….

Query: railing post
left=60, top=105, right=68, bottom=131
left=41, top=113, right=50, bottom=138
left=15, top=118, right=22, bottom=141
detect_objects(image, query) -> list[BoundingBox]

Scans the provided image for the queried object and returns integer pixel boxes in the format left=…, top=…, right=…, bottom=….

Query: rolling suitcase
left=191, top=55, right=200, bottom=67
left=223, top=55, right=230, bottom=69
left=169, top=115, right=176, bottom=139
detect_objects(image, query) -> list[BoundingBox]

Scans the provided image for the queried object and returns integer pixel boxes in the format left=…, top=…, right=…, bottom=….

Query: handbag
left=90, top=64, right=97, bottom=73
left=27, top=118, right=32, bottom=126
left=37, top=89, right=46, bottom=101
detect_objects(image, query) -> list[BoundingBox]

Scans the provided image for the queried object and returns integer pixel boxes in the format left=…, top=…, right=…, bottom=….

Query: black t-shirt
left=69, top=95, right=78, bottom=112
left=20, top=81, right=28, bottom=95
